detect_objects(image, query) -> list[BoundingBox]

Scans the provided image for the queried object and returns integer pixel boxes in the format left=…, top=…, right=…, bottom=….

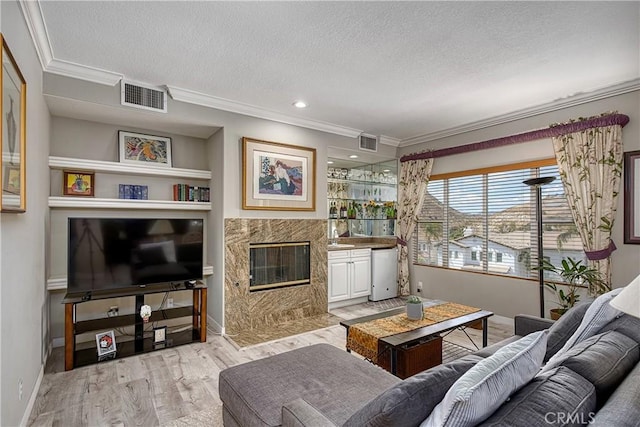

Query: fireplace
left=249, top=241, right=311, bottom=291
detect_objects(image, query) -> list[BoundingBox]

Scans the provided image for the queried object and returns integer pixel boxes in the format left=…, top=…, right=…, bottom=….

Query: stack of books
left=118, top=184, right=149, bottom=200
left=173, top=184, right=210, bottom=202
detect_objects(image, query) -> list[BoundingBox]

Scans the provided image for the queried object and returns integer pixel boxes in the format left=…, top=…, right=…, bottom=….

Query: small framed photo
left=119, top=130, right=172, bottom=168
left=63, top=171, right=94, bottom=196
left=95, top=330, right=116, bottom=357
left=153, top=326, right=167, bottom=344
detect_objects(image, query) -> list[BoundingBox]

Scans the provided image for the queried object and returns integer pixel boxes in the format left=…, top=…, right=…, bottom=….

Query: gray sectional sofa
left=219, top=304, right=640, bottom=427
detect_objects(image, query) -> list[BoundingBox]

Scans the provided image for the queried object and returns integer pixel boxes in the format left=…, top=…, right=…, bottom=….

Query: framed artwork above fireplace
left=242, top=137, right=316, bottom=211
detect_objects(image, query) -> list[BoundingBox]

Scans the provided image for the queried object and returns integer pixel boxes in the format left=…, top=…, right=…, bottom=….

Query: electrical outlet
left=417, top=281, right=423, bottom=292
left=167, top=298, right=174, bottom=308
left=18, top=379, right=23, bottom=401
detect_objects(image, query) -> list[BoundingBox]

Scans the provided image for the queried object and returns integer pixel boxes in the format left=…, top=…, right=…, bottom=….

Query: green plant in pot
left=539, top=257, right=609, bottom=320
left=406, top=295, right=424, bottom=320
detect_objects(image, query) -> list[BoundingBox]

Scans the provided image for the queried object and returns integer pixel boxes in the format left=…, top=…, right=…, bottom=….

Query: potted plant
left=539, top=257, right=609, bottom=320
left=406, top=295, right=424, bottom=320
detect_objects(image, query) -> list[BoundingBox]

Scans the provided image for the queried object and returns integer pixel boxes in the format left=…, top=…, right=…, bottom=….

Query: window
left=414, top=161, right=585, bottom=279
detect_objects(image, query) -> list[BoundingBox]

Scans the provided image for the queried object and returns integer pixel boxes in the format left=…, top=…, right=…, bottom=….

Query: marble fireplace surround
left=224, top=218, right=328, bottom=336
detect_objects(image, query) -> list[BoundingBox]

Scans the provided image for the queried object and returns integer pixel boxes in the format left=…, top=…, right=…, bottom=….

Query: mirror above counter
left=327, top=149, right=398, bottom=238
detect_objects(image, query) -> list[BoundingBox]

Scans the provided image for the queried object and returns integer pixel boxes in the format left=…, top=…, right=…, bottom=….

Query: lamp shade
left=609, top=274, right=640, bottom=318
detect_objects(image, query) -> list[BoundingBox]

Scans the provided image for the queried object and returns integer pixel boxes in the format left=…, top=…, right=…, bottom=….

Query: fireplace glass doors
left=249, top=241, right=311, bottom=291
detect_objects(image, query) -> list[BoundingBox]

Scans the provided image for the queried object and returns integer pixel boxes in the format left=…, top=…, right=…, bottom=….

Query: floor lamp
left=523, top=176, right=556, bottom=318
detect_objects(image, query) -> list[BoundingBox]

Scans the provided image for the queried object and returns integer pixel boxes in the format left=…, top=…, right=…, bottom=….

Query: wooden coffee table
left=340, top=300, right=493, bottom=376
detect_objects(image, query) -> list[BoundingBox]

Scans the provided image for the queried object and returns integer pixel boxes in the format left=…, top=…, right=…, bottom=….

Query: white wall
left=0, top=1, right=51, bottom=425
left=206, top=128, right=224, bottom=332
left=398, top=90, right=640, bottom=318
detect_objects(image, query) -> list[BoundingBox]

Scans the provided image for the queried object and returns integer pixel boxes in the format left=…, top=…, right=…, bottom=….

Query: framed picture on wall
left=242, top=137, right=316, bottom=211
left=0, top=34, right=27, bottom=213
left=624, top=150, right=640, bottom=244
left=63, top=171, right=95, bottom=197
left=118, top=131, right=172, bottom=168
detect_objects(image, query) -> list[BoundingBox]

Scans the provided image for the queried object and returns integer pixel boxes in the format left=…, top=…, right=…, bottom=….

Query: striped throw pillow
left=421, top=330, right=548, bottom=427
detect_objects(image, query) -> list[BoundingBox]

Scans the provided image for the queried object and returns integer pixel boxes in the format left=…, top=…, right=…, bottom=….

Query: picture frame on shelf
left=63, top=171, right=95, bottom=196
left=153, top=326, right=167, bottom=344
left=119, top=130, right=172, bottom=168
left=95, top=330, right=116, bottom=358
left=624, top=150, right=640, bottom=244
left=242, top=137, right=316, bottom=211
left=0, top=34, right=27, bottom=213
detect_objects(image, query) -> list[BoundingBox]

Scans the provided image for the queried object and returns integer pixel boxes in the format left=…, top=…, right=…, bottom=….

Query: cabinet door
left=328, top=258, right=350, bottom=302
left=350, top=256, right=372, bottom=298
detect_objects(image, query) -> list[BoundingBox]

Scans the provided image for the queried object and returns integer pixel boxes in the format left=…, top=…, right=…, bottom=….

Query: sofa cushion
left=478, top=366, right=596, bottom=427
left=545, top=303, right=590, bottom=362
left=422, top=330, right=548, bottom=427
left=556, top=330, right=639, bottom=407
left=597, top=313, right=640, bottom=345
left=343, top=354, right=483, bottom=427
left=591, top=361, right=640, bottom=426
left=544, top=288, right=622, bottom=369
left=219, top=343, right=400, bottom=427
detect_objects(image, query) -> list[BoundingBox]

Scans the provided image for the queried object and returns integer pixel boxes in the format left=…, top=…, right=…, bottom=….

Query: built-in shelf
left=49, top=156, right=212, bottom=180
left=47, top=266, right=214, bottom=291
left=48, top=197, right=211, bottom=210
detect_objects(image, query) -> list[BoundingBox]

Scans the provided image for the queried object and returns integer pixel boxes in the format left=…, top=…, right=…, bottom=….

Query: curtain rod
left=400, top=113, right=629, bottom=162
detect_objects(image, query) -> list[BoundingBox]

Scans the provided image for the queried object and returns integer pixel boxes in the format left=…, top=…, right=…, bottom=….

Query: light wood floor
left=28, top=299, right=513, bottom=427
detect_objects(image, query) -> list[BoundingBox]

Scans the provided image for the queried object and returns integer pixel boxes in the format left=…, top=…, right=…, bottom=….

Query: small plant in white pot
left=406, top=295, right=424, bottom=320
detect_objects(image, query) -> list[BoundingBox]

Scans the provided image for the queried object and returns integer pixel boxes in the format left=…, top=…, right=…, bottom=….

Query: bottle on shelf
left=340, top=202, right=347, bottom=219
left=329, top=202, right=338, bottom=219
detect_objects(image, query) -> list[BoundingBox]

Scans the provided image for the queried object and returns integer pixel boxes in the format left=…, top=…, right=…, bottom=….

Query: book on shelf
left=172, top=184, right=210, bottom=202
left=118, top=184, right=149, bottom=200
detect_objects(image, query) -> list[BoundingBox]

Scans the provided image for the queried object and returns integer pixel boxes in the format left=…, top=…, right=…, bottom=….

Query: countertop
left=327, top=237, right=397, bottom=251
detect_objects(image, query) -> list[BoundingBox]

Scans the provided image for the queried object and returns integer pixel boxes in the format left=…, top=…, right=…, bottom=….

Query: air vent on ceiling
left=359, top=134, right=378, bottom=152
left=121, top=81, right=167, bottom=113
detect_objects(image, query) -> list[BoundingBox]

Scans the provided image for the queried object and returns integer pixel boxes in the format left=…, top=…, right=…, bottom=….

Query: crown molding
left=19, top=0, right=122, bottom=86
left=401, top=79, right=640, bottom=147
left=166, top=85, right=363, bottom=138
left=46, top=59, right=122, bottom=86
left=19, top=0, right=52, bottom=69
left=379, top=135, right=401, bottom=147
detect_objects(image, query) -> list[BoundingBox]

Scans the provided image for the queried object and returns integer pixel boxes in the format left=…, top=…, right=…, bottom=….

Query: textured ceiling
left=39, top=1, right=640, bottom=142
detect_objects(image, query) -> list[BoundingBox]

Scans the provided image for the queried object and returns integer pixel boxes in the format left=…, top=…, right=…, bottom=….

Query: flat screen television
left=67, top=218, right=203, bottom=296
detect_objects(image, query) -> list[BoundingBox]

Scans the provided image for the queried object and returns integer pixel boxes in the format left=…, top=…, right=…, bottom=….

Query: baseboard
left=20, top=362, right=44, bottom=427
left=208, top=314, right=224, bottom=336
left=52, top=337, right=64, bottom=348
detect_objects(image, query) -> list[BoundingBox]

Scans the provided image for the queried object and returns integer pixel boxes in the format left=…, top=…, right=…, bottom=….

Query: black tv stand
left=64, top=282, right=207, bottom=371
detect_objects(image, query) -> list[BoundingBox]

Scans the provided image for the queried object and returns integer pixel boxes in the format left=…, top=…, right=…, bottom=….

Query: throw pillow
left=543, top=288, right=622, bottom=372
left=344, top=355, right=483, bottom=427
left=421, top=330, right=548, bottom=427
left=478, top=366, right=596, bottom=427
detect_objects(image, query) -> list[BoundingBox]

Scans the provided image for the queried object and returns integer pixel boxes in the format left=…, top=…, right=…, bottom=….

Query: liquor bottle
left=340, top=202, right=347, bottom=219
left=329, top=202, right=336, bottom=219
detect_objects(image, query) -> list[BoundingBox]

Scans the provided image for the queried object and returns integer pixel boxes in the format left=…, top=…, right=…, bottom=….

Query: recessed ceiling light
left=349, top=155, right=358, bottom=159
left=383, top=169, right=390, bottom=172
left=327, top=160, right=334, bottom=164
left=293, top=101, right=308, bottom=108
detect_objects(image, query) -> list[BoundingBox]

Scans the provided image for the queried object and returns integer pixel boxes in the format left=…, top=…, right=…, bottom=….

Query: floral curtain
left=551, top=116, right=624, bottom=294
left=397, top=158, right=433, bottom=295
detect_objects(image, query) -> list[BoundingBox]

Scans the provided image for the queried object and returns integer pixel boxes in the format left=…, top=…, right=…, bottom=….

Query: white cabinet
left=328, top=248, right=371, bottom=305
